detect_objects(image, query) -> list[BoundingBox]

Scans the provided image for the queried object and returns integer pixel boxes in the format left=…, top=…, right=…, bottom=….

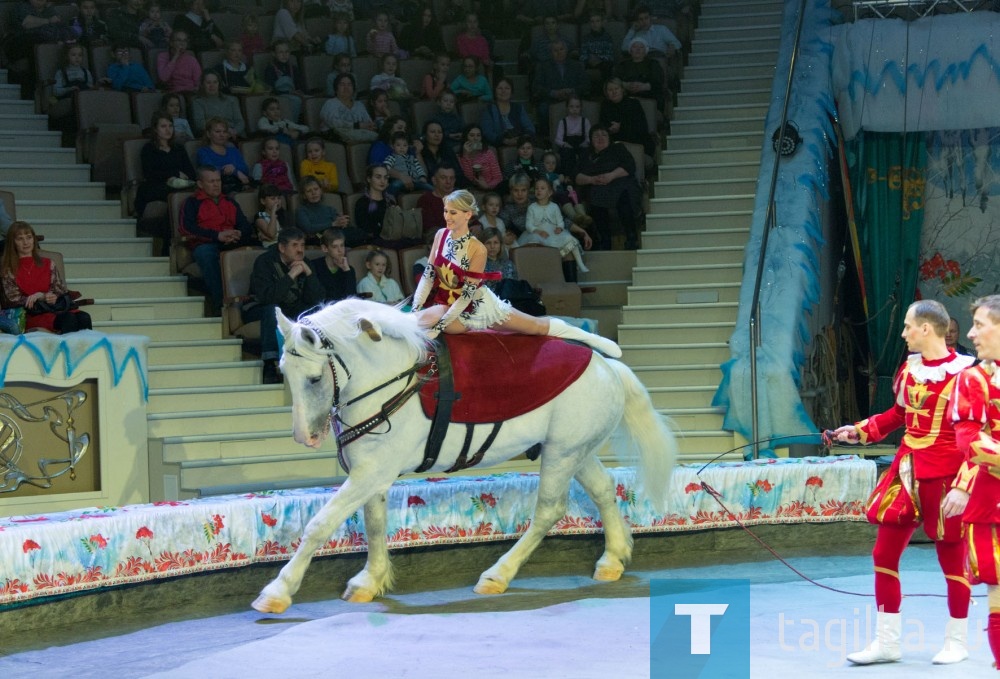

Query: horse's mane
left=297, top=298, right=432, bottom=361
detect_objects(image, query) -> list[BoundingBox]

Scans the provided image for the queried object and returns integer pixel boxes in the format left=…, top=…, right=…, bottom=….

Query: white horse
left=252, top=299, right=677, bottom=614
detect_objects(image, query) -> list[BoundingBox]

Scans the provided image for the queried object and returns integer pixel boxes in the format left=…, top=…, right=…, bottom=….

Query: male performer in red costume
left=830, top=300, right=974, bottom=665
left=944, top=294, right=1000, bottom=671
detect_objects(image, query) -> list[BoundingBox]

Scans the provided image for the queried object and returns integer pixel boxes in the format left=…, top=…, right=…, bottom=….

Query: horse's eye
left=309, top=376, right=322, bottom=386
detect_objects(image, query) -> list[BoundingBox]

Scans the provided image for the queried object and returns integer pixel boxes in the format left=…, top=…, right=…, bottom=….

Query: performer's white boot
left=847, top=612, right=902, bottom=665
left=547, top=317, right=621, bottom=358
left=931, top=617, right=969, bottom=664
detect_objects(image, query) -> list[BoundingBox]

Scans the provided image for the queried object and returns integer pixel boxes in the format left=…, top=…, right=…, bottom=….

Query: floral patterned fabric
left=0, top=456, right=874, bottom=606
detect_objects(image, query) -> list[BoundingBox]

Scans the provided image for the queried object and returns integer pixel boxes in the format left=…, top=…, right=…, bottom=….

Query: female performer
left=412, top=190, right=620, bottom=357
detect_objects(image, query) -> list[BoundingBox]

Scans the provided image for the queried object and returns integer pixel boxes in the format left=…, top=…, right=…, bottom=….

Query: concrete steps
left=148, top=384, right=287, bottom=412
left=659, top=161, right=760, bottom=182
left=627, top=283, right=741, bottom=306
left=636, top=246, right=745, bottom=268
left=147, top=339, right=244, bottom=365
left=64, top=257, right=170, bottom=277
left=0, top=113, right=49, bottom=131
left=148, top=360, right=263, bottom=389
left=0, top=164, right=93, bottom=182
left=93, top=317, right=222, bottom=341
left=16, top=200, right=122, bottom=220
left=667, top=131, right=762, bottom=151
left=646, top=210, right=753, bottom=231
left=88, top=297, right=208, bottom=322
left=698, top=11, right=783, bottom=29
left=671, top=103, right=768, bottom=121
left=3, top=182, right=106, bottom=201
left=67, top=276, right=190, bottom=299
left=43, top=237, right=153, bottom=258
left=655, top=177, right=758, bottom=199
left=0, top=129, right=62, bottom=147
left=619, top=322, right=736, bottom=345
left=661, top=147, right=761, bottom=165
left=148, top=406, right=292, bottom=438
left=649, top=194, right=755, bottom=213
left=623, top=302, right=739, bottom=325
left=35, top=219, right=138, bottom=240
left=0, top=146, right=78, bottom=164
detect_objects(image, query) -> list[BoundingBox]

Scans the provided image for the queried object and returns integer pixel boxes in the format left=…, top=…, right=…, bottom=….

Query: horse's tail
left=608, top=360, right=677, bottom=515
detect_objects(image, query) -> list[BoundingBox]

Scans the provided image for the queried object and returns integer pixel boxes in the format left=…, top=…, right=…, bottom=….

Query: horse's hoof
left=251, top=593, right=291, bottom=614
left=593, top=565, right=624, bottom=582
left=474, top=577, right=508, bottom=595
left=342, top=587, right=376, bottom=603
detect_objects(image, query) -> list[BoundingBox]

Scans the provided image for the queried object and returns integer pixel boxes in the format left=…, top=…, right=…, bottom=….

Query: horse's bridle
left=292, top=317, right=435, bottom=471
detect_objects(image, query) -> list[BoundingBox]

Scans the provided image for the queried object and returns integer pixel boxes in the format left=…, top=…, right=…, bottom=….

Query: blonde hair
left=444, top=189, right=477, bottom=213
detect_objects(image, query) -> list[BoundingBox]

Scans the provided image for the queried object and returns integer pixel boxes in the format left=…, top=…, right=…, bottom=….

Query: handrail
left=748, top=0, right=810, bottom=459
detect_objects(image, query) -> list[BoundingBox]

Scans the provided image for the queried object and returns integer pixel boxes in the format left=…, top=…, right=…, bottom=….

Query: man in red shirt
left=831, top=300, right=974, bottom=665
left=416, top=164, right=456, bottom=242
left=945, top=294, right=1000, bottom=671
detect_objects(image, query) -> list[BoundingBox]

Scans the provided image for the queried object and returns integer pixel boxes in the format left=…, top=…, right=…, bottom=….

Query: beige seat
left=399, top=57, right=431, bottom=94
left=347, top=245, right=401, bottom=288
left=398, top=244, right=429, bottom=296
left=220, top=247, right=265, bottom=340
left=168, top=191, right=199, bottom=277
left=411, top=100, right=437, bottom=134
left=346, top=141, right=373, bottom=191
left=89, top=45, right=143, bottom=81
left=294, top=138, right=349, bottom=194
left=0, top=190, right=16, bottom=223
left=512, top=245, right=582, bottom=318
left=301, top=53, right=333, bottom=94
left=303, top=95, right=327, bottom=132
left=74, top=89, right=135, bottom=162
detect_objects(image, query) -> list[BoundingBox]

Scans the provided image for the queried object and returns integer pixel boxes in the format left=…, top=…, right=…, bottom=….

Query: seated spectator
left=480, top=226, right=517, bottom=294
left=326, top=53, right=354, bottom=96
left=502, top=136, right=542, bottom=186
left=160, top=92, right=194, bottom=142
left=450, top=57, right=492, bottom=104
left=257, top=96, right=309, bottom=146
left=253, top=182, right=287, bottom=246
left=599, top=77, right=655, bottom=164
left=196, top=116, right=252, bottom=193
left=418, top=121, right=460, bottom=182
left=532, top=39, right=589, bottom=138
left=72, top=0, right=109, bottom=48
left=366, top=10, right=406, bottom=59
left=383, top=132, right=431, bottom=197
left=157, top=31, right=202, bottom=94
left=455, top=13, right=494, bottom=81
left=263, top=40, right=307, bottom=124
left=370, top=54, right=412, bottom=106
left=369, top=115, right=408, bottom=166
left=252, top=137, right=296, bottom=195
left=579, top=11, right=615, bottom=85
left=947, top=317, right=975, bottom=357
left=514, top=0, right=573, bottom=26
left=616, top=37, right=666, bottom=118
left=192, top=72, right=247, bottom=138
left=430, top=90, right=464, bottom=146
left=172, top=0, right=224, bottom=53
left=520, top=176, right=590, bottom=279
left=399, top=6, right=444, bottom=60
left=312, top=228, right=357, bottom=303
left=478, top=192, right=515, bottom=246
left=321, top=73, right=377, bottom=142
left=273, top=0, right=321, bottom=54
left=573, top=0, right=614, bottom=23
left=324, top=12, right=357, bottom=57
left=0, top=202, right=12, bottom=237
left=575, top=125, right=643, bottom=250
left=140, top=2, right=171, bottom=48
left=553, top=95, right=592, bottom=178
left=499, top=171, right=533, bottom=240
left=416, top=164, right=457, bottom=239
left=296, top=175, right=350, bottom=238
left=106, top=0, right=149, bottom=50
left=458, top=124, right=502, bottom=191
left=352, top=165, right=392, bottom=247
left=298, top=137, right=340, bottom=192
left=368, top=88, right=393, bottom=130
left=179, top=165, right=252, bottom=312
left=211, top=41, right=259, bottom=95
left=621, top=4, right=680, bottom=58
left=421, top=54, right=451, bottom=102
left=541, top=149, right=590, bottom=228
left=244, top=226, right=325, bottom=383
left=439, top=0, right=468, bottom=25
left=135, top=111, right=196, bottom=229
left=240, top=13, right=267, bottom=61
left=527, top=15, right=575, bottom=67
left=357, top=249, right=403, bottom=304
left=103, top=43, right=156, bottom=93
left=481, top=78, right=536, bottom=149
left=52, top=44, right=96, bottom=104
left=2, top=221, right=91, bottom=334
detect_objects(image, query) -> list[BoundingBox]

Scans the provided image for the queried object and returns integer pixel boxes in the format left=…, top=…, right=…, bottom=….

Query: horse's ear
left=276, top=309, right=294, bottom=340
left=359, top=318, right=382, bottom=342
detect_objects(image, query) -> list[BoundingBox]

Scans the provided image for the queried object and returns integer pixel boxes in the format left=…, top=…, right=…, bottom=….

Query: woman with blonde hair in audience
left=196, top=116, right=251, bottom=194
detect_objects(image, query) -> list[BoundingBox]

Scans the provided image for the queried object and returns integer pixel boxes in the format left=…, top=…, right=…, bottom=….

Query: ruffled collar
left=907, top=351, right=976, bottom=383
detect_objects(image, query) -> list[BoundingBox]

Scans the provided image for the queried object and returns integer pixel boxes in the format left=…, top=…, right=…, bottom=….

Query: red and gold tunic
left=855, top=352, right=974, bottom=480
left=949, top=361, right=1000, bottom=524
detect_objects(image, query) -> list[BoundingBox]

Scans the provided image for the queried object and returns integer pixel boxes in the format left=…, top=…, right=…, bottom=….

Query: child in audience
left=430, top=90, right=463, bottom=145
left=140, top=3, right=172, bottom=49
left=370, top=54, right=412, bottom=104
left=103, top=44, right=156, bottom=93
left=504, top=136, right=541, bottom=183
left=383, top=131, right=432, bottom=196
left=368, top=88, right=393, bottom=130
left=481, top=226, right=517, bottom=294
left=553, top=96, right=592, bottom=177
left=357, top=249, right=404, bottom=304
left=422, top=54, right=451, bottom=101
left=160, top=93, right=194, bottom=142
left=263, top=40, right=306, bottom=123
left=313, top=227, right=357, bottom=302
left=254, top=183, right=286, bottom=246
left=480, top=191, right=515, bottom=248
left=450, top=56, right=492, bottom=103
left=324, top=13, right=356, bottom=56
left=296, top=176, right=350, bottom=238
left=541, top=150, right=591, bottom=228
left=257, top=97, right=309, bottom=146
left=53, top=44, right=96, bottom=102
left=299, top=137, right=340, bottom=193
left=71, top=0, right=109, bottom=47
left=366, top=10, right=407, bottom=59
left=523, top=177, right=590, bottom=275
left=326, top=53, right=353, bottom=96
left=240, top=14, right=267, bottom=60
left=252, top=137, right=296, bottom=195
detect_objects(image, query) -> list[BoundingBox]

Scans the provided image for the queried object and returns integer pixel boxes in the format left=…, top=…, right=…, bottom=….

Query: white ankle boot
left=547, top=318, right=621, bottom=358
left=932, top=617, right=968, bottom=664
left=847, top=612, right=902, bottom=665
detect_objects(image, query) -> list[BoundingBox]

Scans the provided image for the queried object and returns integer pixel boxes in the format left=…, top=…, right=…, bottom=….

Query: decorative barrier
left=0, top=455, right=875, bottom=606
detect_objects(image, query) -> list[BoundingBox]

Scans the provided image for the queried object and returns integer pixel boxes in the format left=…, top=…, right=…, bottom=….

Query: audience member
left=326, top=0, right=355, bottom=20
left=172, top=0, right=224, bottom=52
left=455, top=13, right=494, bottom=81
left=370, top=54, right=413, bottom=105
left=502, top=136, right=542, bottom=186
left=104, top=44, right=156, bottom=93
left=196, top=116, right=252, bottom=193
left=616, top=37, right=666, bottom=117
left=245, top=226, right=325, bottom=383
left=553, top=95, right=591, bottom=177
left=210, top=41, right=259, bottom=95
left=399, top=5, right=445, bottom=60
left=253, top=183, right=286, bottom=246
left=599, top=77, right=655, bottom=161
left=352, top=165, right=393, bottom=246
left=296, top=175, right=350, bottom=238
left=2, top=222, right=91, bottom=334
left=528, top=15, right=575, bottom=66
left=321, top=73, right=377, bottom=141
left=326, top=53, right=354, bottom=96
left=157, top=31, right=202, bottom=94
left=450, top=56, right=492, bottom=103
left=106, top=0, right=150, bottom=49
left=252, top=137, right=296, bottom=194
left=240, top=13, right=267, bottom=60
left=418, top=122, right=460, bottom=184
left=417, top=164, right=457, bottom=238
left=366, top=10, right=406, bottom=59
left=947, top=317, right=975, bottom=357
left=521, top=176, right=590, bottom=279
left=273, top=0, right=321, bottom=53
left=312, top=228, right=357, bottom=302
left=458, top=124, right=502, bottom=191
left=179, top=165, right=252, bottom=311
left=572, top=0, right=614, bottom=23
left=298, top=138, right=340, bottom=192
left=481, top=78, right=535, bottom=148
left=369, top=115, right=409, bottom=165
left=52, top=44, right=96, bottom=104
left=72, top=0, right=109, bottom=48
left=481, top=226, right=517, bottom=294
left=263, top=40, right=307, bottom=124
left=136, top=111, right=196, bottom=227
left=478, top=192, right=511, bottom=246
left=541, top=149, right=590, bottom=228
left=622, top=4, right=681, bottom=58
left=421, top=54, right=451, bottom=102
left=531, top=39, right=589, bottom=138
left=324, top=12, right=357, bottom=56
left=160, top=92, right=195, bottom=142
left=140, top=2, right=172, bottom=48
left=499, top=171, right=533, bottom=240
left=192, top=72, right=246, bottom=138
left=357, top=249, right=404, bottom=304
left=575, top=125, right=643, bottom=250
left=579, top=11, right=615, bottom=85
left=257, top=97, right=309, bottom=146
left=383, top=131, right=431, bottom=196
left=430, top=90, right=465, bottom=145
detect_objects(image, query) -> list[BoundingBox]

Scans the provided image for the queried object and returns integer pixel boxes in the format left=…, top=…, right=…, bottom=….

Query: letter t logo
left=674, top=603, right=729, bottom=654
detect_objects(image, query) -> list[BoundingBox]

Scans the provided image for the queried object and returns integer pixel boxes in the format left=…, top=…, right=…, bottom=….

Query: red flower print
left=685, top=482, right=702, bottom=494
left=89, top=534, right=107, bottom=549
left=261, top=513, right=277, bottom=527
left=22, top=539, right=40, bottom=553
left=755, top=479, right=773, bottom=493
left=407, top=495, right=426, bottom=507
left=805, top=476, right=823, bottom=488
left=479, top=493, right=497, bottom=508
left=136, top=526, right=154, bottom=540
left=212, top=514, right=225, bottom=533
